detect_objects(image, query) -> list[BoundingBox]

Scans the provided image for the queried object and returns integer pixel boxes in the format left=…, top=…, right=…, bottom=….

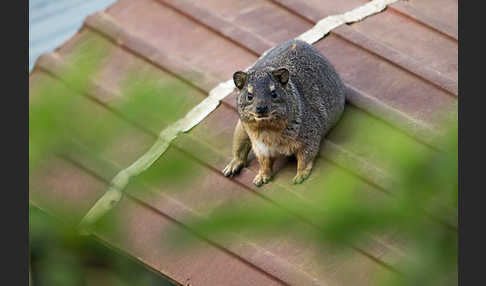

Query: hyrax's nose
left=256, top=105, right=268, bottom=115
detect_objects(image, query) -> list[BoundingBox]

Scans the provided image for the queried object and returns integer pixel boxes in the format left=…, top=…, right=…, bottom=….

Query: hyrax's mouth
left=255, top=115, right=270, bottom=120
left=251, top=113, right=271, bottom=121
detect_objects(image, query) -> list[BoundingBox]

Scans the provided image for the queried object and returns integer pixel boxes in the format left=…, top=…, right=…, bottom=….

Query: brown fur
left=222, top=120, right=251, bottom=178
left=222, top=117, right=304, bottom=186
left=254, top=155, right=273, bottom=186
left=242, top=120, right=301, bottom=157
left=243, top=119, right=304, bottom=186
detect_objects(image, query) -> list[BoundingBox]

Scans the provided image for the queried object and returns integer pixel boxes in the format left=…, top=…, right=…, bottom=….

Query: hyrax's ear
left=233, top=71, right=247, bottom=89
left=272, top=68, right=289, bottom=85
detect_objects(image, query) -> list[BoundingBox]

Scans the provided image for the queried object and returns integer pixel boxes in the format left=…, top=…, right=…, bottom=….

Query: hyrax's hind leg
left=223, top=120, right=251, bottom=177
left=293, top=147, right=317, bottom=184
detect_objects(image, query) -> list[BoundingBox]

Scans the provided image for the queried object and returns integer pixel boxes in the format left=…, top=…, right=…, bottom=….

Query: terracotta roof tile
left=30, top=0, right=458, bottom=284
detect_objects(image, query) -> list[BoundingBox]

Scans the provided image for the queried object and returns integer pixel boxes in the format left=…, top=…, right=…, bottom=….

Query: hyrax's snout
left=256, top=105, right=269, bottom=115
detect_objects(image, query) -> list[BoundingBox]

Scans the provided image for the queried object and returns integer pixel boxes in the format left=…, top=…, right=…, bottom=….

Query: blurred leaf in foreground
left=29, top=36, right=197, bottom=286
left=29, top=39, right=109, bottom=170
left=169, top=109, right=457, bottom=286
left=30, top=205, right=174, bottom=286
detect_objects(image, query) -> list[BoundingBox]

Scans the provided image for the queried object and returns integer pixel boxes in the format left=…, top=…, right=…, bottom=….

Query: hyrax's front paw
left=222, top=158, right=245, bottom=177
left=253, top=172, right=271, bottom=187
left=292, top=167, right=313, bottom=184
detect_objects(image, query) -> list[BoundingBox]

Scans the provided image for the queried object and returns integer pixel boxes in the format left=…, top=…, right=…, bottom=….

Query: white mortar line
left=78, top=0, right=401, bottom=230
left=297, top=0, right=399, bottom=44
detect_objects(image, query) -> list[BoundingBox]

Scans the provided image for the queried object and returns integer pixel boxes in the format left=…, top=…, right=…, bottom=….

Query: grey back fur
left=241, top=39, right=345, bottom=150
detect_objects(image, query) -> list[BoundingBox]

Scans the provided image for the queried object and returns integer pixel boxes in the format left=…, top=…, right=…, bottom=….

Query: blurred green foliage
left=170, top=114, right=457, bottom=286
left=30, top=205, right=175, bottom=286
left=29, top=38, right=196, bottom=285
left=30, top=34, right=457, bottom=286
left=115, top=72, right=192, bottom=131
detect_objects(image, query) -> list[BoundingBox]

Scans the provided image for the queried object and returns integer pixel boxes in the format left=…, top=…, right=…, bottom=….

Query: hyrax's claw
left=222, top=159, right=244, bottom=177
left=292, top=174, right=305, bottom=184
left=253, top=173, right=271, bottom=187
left=292, top=167, right=312, bottom=184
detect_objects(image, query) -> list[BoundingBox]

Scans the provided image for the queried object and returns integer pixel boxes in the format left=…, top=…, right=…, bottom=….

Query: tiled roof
left=29, top=0, right=457, bottom=285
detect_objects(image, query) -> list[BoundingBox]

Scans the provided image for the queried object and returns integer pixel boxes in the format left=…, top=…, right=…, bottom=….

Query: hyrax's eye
left=271, top=90, right=277, bottom=99
left=247, top=92, right=253, bottom=101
